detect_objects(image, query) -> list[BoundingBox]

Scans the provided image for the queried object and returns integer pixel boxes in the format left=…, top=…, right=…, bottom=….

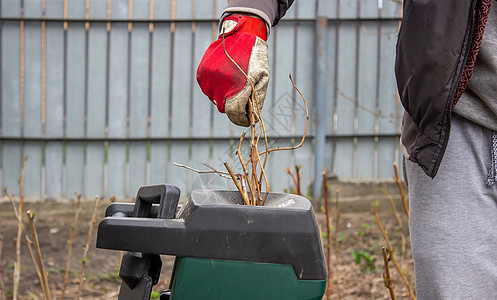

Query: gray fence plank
left=378, top=22, right=400, bottom=135
left=153, top=0, right=172, bottom=19
left=2, top=142, right=21, bottom=196
left=45, top=22, right=64, bottom=197
left=170, top=22, right=193, bottom=138
left=87, top=24, right=107, bottom=138
left=150, top=141, right=168, bottom=184
left=128, top=141, right=147, bottom=196
left=23, top=22, right=42, bottom=138
left=357, top=139, right=375, bottom=178
left=335, top=22, right=356, bottom=136
left=2, top=0, right=21, bottom=17
left=150, top=24, right=171, bottom=138
left=169, top=141, right=189, bottom=194
left=340, top=0, right=359, bottom=19
left=129, top=24, right=149, bottom=138
left=378, top=137, right=397, bottom=178
left=66, top=23, right=86, bottom=138
left=86, top=142, right=104, bottom=197
left=294, top=22, right=314, bottom=137
left=381, top=0, right=402, bottom=19
left=23, top=142, right=42, bottom=196
left=360, top=0, right=380, bottom=18
left=2, top=22, right=21, bottom=136
left=45, top=142, right=63, bottom=197
left=335, top=139, right=354, bottom=178
left=192, top=23, right=214, bottom=138
left=270, top=23, right=295, bottom=138
left=66, top=142, right=84, bottom=196
left=22, top=21, right=43, bottom=196
left=107, top=141, right=126, bottom=197
left=132, top=0, right=149, bottom=19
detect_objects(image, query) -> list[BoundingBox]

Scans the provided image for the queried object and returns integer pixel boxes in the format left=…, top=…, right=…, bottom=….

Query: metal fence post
left=312, top=15, right=328, bottom=198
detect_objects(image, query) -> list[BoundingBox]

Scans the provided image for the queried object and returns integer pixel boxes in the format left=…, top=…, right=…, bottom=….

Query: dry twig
left=77, top=196, right=100, bottom=300
left=382, top=247, right=396, bottom=300
left=323, top=169, right=332, bottom=300
left=224, top=162, right=250, bottom=205
left=13, top=156, right=28, bottom=300
left=62, top=193, right=83, bottom=300
left=26, top=210, right=51, bottom=300
left=393, top=162, right=409, bottom=218
left=334, top=188, right=342, bottom=300
left=374, top=203, right=416, bottom=299
left=172, top=162, right=230, bottom=179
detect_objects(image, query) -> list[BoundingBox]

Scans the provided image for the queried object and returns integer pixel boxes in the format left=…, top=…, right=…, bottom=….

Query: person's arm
left=196, top=1, right=294, bottom=127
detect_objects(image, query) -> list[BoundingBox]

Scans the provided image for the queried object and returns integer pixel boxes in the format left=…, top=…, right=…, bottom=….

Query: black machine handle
left=133, top=184, right=180, bottom=219
left=97, top=184, right=180, bottom=300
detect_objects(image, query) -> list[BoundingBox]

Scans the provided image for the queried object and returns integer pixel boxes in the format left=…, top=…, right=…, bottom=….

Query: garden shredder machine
left=96, top=184, right=327, bottom=299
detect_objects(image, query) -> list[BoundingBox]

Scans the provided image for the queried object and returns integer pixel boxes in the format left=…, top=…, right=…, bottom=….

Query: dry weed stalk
left=374, top=203, right=416, bottom=300
left=0, top=235, right=4, bottom=300
left=62, top=193, right=83, bottom=300
left=393, top=162, right=409, bottom=218
left=13, top=156, right=28, bottom=300
left=322, top=169, right=332, bottom=300
left=334, top=188, right=342, bottom=300
left=77, top=196, right=100, bottom=300
left=382, top=247, right=396, bottom=300
left=380, top=188, right=403, bottom=228
left=26, top=210, right=51, bottom=300
left=380, top=188, right=407, bottom=261
left=286, top=165, right=302, bottom=195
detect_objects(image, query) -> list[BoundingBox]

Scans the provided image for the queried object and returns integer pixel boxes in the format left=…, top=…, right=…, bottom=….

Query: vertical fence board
left=128, top=24, right=149, bottom=194
left=378, top=22, right=399, bottom=135
left=23, top=22, right=42, bottom=138
left=169, top=141, right=189, bottom=194
left=2, top=142, right=21, bottom=196
left=107, top=141, right=126, bottom=197
left=107, top=0, right=128, bottom=193
left=294, top=22, right=314, bottom=137
left=22, top=20, right=42, bottom=196
left=86, top=142, right=104, bottom=197
left=2, top=0, right=21, bottom=17
left=65, top=22, right=86, bottom=196
left=170, top=22, right=193, bottom=138
left=378, top=137, right=396, bottom=178
left=335, top=22, right=356, bottom=136
left=382, top=0, right=402, bottom=19
left=150, top=24, right=171, bottom=138
left=340, top=0, right=358, bottom=19
left=191, top=23, right=214, bottom=138
left=270, top=23, right=295, bottom=138
left=85, top=0, right=108, bottom=196
left=45, top=22, right=64, bottom=197
left=1, top=22, right=21, bottom=136
left=87, top=26, right=107, bottom=138
left=335, top=139, right=354, bottom=178
left=129, top=141, right=147, bottom=195
left=1, top=20, right=21, bottom=194
left=150, top=141, right=168, bottom=185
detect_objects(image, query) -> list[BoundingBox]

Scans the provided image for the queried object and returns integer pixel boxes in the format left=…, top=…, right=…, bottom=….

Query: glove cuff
left=220, top=15, right=267, bottom=42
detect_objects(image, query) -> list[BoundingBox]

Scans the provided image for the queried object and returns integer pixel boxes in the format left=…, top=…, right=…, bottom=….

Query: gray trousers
left=405, top=114, right=497, bottom=299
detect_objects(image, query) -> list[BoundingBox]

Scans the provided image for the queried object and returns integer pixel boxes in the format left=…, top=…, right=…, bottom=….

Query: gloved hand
left=196, top=14, right=269, bottom=127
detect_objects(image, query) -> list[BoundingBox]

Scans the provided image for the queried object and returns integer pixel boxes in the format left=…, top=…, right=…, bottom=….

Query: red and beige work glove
left=196, top=15, right=269, bottom=127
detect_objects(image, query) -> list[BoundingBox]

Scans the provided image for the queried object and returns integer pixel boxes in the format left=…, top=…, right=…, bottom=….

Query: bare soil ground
left=0, top=196, right=414, bottom=300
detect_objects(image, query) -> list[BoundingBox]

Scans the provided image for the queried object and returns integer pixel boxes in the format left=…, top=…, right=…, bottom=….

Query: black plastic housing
left=97, top=190, right=327, bottom=280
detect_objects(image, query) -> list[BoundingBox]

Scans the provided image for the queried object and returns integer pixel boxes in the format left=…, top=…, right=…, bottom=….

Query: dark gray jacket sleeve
left=223, top=0, right=294, bottom=27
